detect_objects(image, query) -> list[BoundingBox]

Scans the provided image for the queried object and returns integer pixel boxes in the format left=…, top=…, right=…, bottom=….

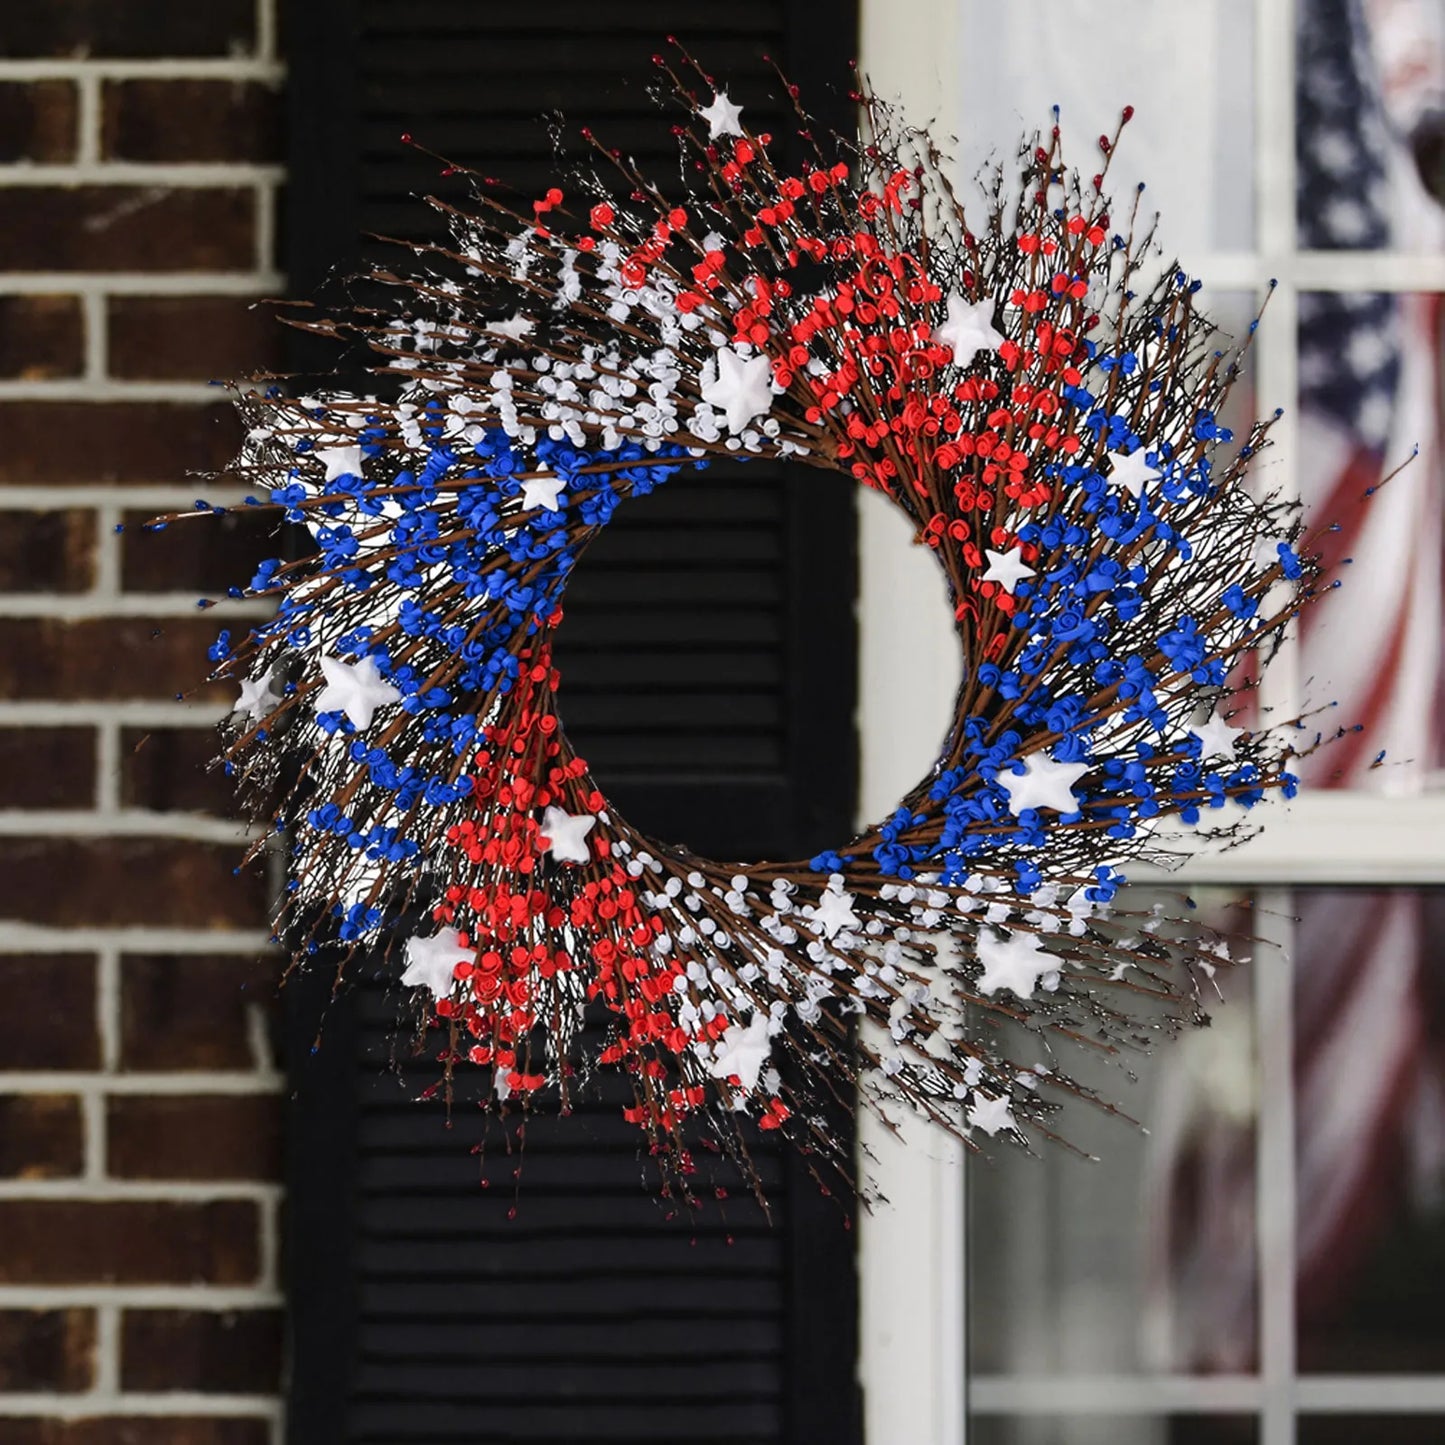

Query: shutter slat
left=352, top=1357, right=781, bottom=1397
left=358, top=1150, right=787, bottom=1191
left=359, top=1278, right=784, bottom=1317
left=357, top=1233, right=783, bottom=1275
left=564, top=570, right=783, bottom=602
left=357, top=1317, right=783, bottom=1356
left=560, top=608, right=782, bottom=646
left=358, top=1193, right=771, bottom=1234
left=360, top=0, right=785, bottom=35
left=349, top=1398, right=780, bottom=1441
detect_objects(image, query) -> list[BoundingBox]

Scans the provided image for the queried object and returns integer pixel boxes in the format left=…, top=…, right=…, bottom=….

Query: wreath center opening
left=549, top=465, right=963, bottom=866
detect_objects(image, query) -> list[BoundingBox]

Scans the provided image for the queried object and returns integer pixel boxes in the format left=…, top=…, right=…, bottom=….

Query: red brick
left=0, top=189, right=255, bottom=273
left=120, top=505, right=286, bottom=592
left=108, top=1095, right=281, bottom=1181
left=121, top=1308, right=281, bottom=1393
left=0, top=402, right=240, bottom=487
left=0, top=955, right=99, bottom=1071
left=0, top=617, right=232, bottom=701
left=0, top=1309, right=94, bottom=1392
left=0, top=295, right=84, bottom=379
left=0, top=727, right=96, bottom=808
left=0, top=1095, right=84, bottom=1178
left=0, top=838, right=267, bottom=930
left=0, top=510, right=95, bottom=592
left=120, top=726, right=238, bottom=817
left=0, top=1200, right=259, bottom=1285
left=0, top=1420, right=269, bottom=1445
left=120, top=953, right=281, bottom=1072
left=102, top=80, right=281, bottom=164
left=0, top=81, right=76, bottom=163
left=110, top=296, right=283, bottom=383
left=0, top=2, right=256, bottom=59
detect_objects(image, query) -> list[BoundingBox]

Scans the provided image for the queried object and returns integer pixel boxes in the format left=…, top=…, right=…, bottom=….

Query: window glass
left=967, top=1415, right=1258, bottom=1445
left=1296, top=888, right=1445, bottom=1372
left=1293, top=292, right=1445, bottom=788
left=1299, top=0, right=1445, bottom=256
left=1297, top=1419, right=1445, bottom=1445
left=956, top=0, right=1256, bottom=254
left=968, top=889, right=1262, bottom=1377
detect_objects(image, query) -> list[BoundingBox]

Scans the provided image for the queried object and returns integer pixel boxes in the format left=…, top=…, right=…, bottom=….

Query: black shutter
left=283, top=4, right=860, bottom=1442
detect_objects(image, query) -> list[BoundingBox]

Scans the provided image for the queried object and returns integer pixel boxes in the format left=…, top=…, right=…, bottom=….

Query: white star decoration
left=975, top=928, right=1053, bottom=999
left=709, top=1012, right=771, bottom=1092
left=539, top=805, right=595, bottom=863
left=521, top=475, right=567, bottom=513
left=1105, top=447, right=1161, bottom=499
left=981, top=546, right=1035, bottom=594
left=314, top=654, right=402, bottom=729
left=1251, top=535, right=1289, bottom=569
left=401, top=927, right=470, bottom=998
left=967, top=1091, right=1016, bottom=1137
left=487, top=312, right=533, bottom=340
left=234, top=667, right=279, bottom=723
left=934, top=293, right=1006, bottom=369
left=998, top=750, right=1090, bottom=815
left=315, top=443, right=364, bottom=483
left=812, top=888, right=861, bottom=940
left=1191, top=713, right=1243, bottom=760
left=701, top=345, right=773, bottom=433
left=699, top=91, right=745, bottom=140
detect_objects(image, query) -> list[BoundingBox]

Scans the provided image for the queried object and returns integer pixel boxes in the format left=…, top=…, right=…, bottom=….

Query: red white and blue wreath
left=182, top=52, right=1355, bottom=1200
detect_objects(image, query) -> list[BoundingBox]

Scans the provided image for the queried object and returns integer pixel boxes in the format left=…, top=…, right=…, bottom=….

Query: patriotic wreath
left=189, top=54, right=1343, bottom=1202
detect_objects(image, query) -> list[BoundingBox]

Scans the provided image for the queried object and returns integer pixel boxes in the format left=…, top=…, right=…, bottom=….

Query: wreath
left=181, top=52, right=1346, bottom=1203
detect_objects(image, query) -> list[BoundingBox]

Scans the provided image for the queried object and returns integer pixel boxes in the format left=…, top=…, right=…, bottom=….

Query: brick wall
left=0, top=4, right=287, bottom=1442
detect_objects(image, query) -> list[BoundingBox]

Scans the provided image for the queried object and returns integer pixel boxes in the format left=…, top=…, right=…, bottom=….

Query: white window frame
left=856, top=3, right=1445, bottom=1441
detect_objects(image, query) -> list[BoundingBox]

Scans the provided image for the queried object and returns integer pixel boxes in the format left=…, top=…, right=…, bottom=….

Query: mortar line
left=93, top=720, right=121, bottom=814
left=82, top=290, right=108, bottom=385
left=92, top=1301, right=120, bottom=1396
left=74, top=70, right=101, bottom=168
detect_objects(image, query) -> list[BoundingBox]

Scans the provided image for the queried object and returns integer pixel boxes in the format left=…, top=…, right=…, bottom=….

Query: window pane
left=1298, top=1418, right=1445, bottom=1445
left=955, top=0, right=1255, bottom=254
left=1296, top=887, right=1445, bottom=1372
left=968, top=889, right=1261, bottom=1376
left=1294, top=290, right=1444, bottom=786
left=968, top=1416, right=1258, bottom=1445
left=1299, top=0, right=1445, bottom=254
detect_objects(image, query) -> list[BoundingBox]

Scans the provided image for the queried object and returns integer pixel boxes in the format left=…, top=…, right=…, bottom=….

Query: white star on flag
left=967, top=1091, right=1016, bottom=1137
left=975, top=928, right=1054, bottom=999
left=699, top=91, right=745, bottom=140
left=709, top=1012, right=771, bottom=1092
left=812, top=887, right=861, bottom=940
left=315, top=443, right=364, bottom=483
left=934, top=293, right=1006, bottom=369
left=521, top=476, right=567, bottom=513
left=401, top=927, right=471, bottom=999
left=1105, top=447, right=1162, bottom=498
left=701, top=345, right=774, bottom=433
left=539, top=805, right=595, bottom=863
left=234, top=667, right=279, bottom=723
left=314, top=654, right=402, bottom=730
left=1191, top=713, right=1243, bottom=760
left=981, top=546, right=1035, bottom=594
left=998, top=749, right=1090, bottom=815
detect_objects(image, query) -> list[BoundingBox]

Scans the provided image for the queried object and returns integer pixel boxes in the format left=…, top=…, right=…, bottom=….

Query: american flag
left=1295, top=0, right=1432, bottom=788
left=1297, top=0, right=1401, bottom=452
left=1293, top=0, right=1437, bottom=1356
left=1144, top=0, right=1444, bottom=1371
